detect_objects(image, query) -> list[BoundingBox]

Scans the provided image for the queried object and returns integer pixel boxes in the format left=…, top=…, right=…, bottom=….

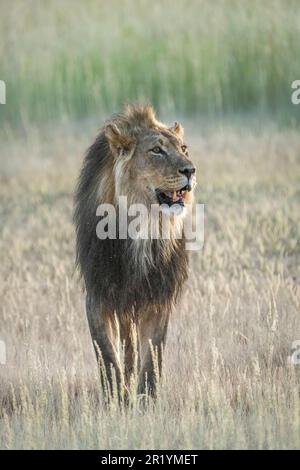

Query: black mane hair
left=74, top=116, right=189, bottom=317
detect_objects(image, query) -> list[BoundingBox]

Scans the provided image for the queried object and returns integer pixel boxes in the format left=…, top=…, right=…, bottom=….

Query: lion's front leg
left=86, top=296, right=124, bottom=402
left=137, top=309, right=170, bottom=398
left=119, top=317, right=140, bottom=393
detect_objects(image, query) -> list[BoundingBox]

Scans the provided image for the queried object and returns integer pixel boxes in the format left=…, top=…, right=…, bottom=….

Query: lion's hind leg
left=137, top=309, right=170, bottom=398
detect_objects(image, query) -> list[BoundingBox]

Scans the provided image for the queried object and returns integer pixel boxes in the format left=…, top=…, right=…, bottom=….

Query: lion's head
left=102, top=104, right=196, bottom=215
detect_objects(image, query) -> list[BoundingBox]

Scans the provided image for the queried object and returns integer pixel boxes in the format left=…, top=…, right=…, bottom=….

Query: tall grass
left=0, top=124, right=300, bottom=448
left=1, top=0, right=300, bottom=450
left=0, top=0, right=300, bottom=127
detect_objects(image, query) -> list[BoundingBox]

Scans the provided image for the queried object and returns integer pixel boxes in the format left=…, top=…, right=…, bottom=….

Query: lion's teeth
left=172, top=191, right=177, bottom=201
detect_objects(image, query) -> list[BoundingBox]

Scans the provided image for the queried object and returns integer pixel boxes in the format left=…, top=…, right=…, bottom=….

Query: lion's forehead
left=137, top=128, right=181, bottom=149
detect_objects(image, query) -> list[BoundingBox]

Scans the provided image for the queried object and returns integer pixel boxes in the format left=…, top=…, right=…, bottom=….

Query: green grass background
left=1, top=0, right=300, bottom=128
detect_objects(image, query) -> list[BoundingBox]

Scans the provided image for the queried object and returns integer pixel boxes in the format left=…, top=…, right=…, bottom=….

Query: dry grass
left=0, top=121, right=300, bottom=449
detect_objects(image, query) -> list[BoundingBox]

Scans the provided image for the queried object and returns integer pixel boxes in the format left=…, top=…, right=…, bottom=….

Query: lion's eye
left=181, top=145, right=188, bottom=153
left=151, top=146, right=162, bottom=154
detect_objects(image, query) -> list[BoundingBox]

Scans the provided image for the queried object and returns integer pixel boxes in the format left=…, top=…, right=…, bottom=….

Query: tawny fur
left=74, top=104, right=196, bottom=399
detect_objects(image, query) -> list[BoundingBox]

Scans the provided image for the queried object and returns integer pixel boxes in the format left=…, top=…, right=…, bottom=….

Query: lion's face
left=131, top=127, right=196, bottom=213
left=105, top=112, right=196, bottom=215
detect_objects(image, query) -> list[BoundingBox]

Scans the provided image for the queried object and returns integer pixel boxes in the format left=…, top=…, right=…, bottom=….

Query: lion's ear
left=105, top=123, right=134, bottom=156
left=170, top=121, right=184, bottom=139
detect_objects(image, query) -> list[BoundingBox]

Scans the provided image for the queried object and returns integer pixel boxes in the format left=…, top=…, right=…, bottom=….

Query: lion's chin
left=159, top=203, right=186, bottom=217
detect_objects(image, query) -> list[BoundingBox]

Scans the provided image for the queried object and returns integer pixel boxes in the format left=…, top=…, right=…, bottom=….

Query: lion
left=74, top=104, right=196, bottom=401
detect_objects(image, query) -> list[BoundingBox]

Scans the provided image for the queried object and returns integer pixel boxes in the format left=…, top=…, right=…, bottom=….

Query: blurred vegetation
left=0, top=0, right=300, bottom=127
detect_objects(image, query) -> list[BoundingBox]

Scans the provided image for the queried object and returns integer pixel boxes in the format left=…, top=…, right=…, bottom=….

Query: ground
left=0, top=120, right=300, bottom=449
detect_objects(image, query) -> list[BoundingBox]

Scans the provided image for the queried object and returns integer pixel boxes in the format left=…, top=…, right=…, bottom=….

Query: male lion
left=74, top=105, right=196, bottom=400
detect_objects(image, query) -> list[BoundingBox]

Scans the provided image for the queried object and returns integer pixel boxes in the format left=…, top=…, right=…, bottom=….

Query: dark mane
left=74, top=107, right=189, bottom=317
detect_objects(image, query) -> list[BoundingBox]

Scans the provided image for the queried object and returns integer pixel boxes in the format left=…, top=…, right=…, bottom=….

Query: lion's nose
left=178, top=166, right=196, bottom=179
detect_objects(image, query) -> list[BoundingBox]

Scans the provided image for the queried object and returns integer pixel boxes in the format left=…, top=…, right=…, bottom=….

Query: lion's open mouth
left=155, top=185, right=190, bottom=207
